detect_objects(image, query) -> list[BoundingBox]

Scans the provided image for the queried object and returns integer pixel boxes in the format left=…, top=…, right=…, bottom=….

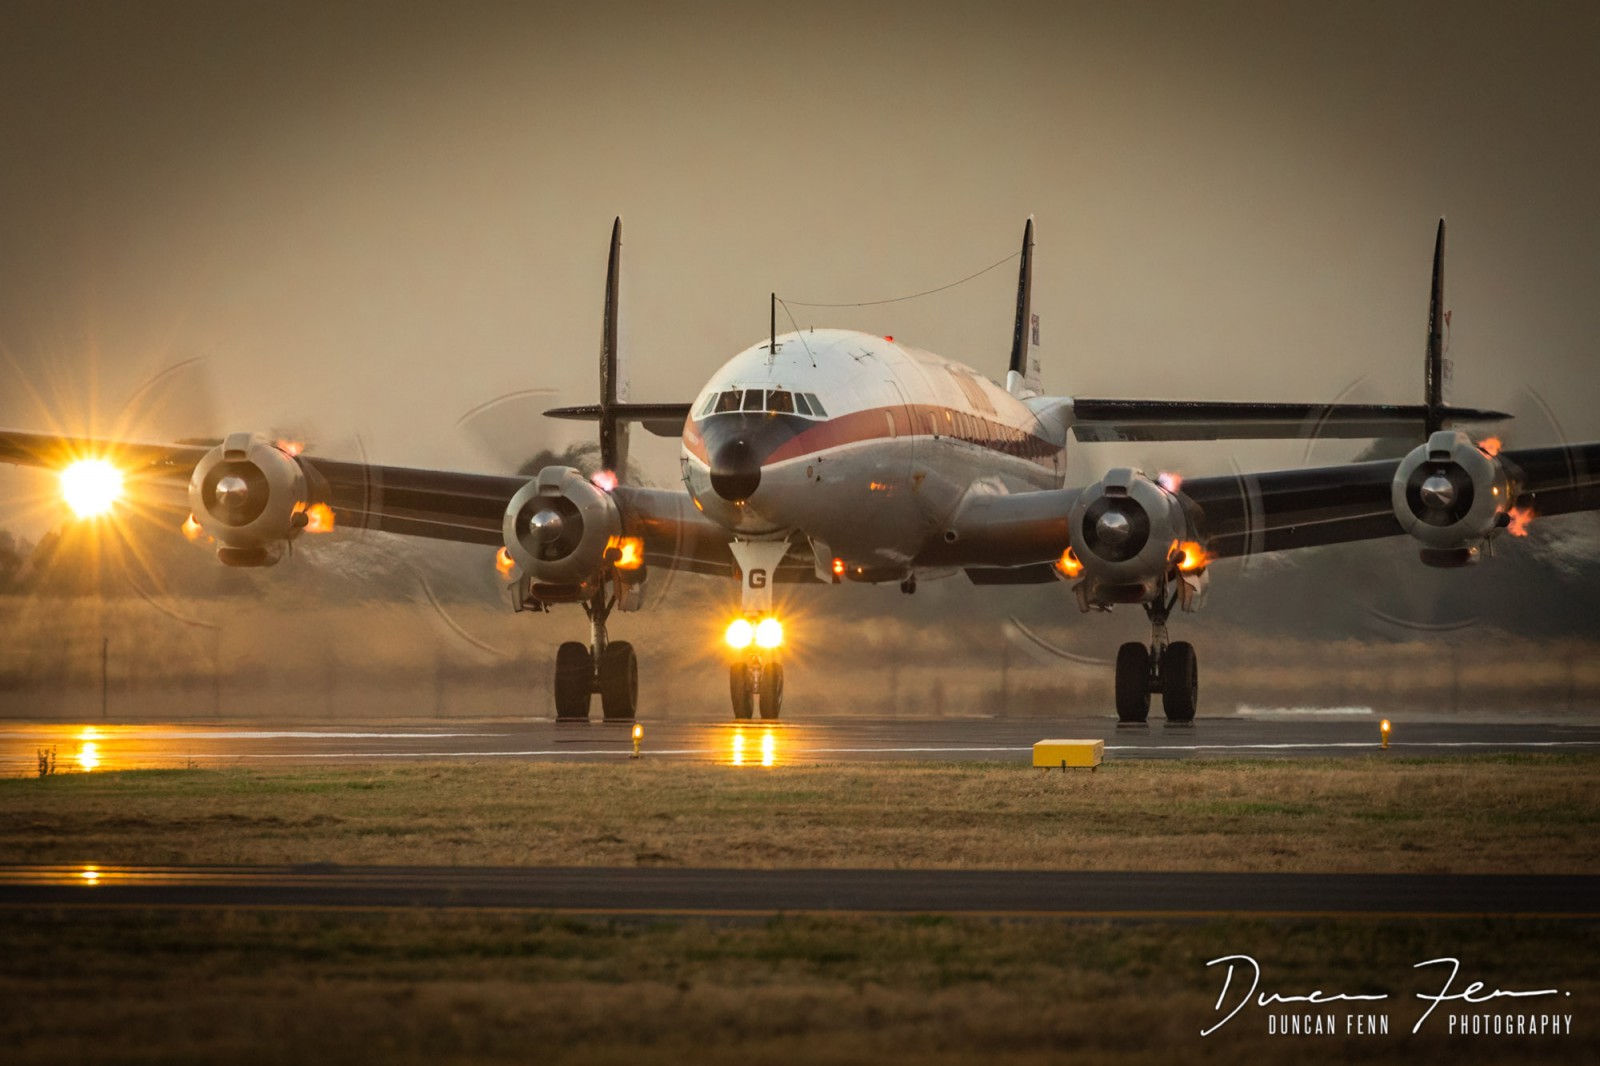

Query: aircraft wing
left=0, top=430, right=210, bottom=479
left=934, top=438, right=1600, bottom=581
left=1066, top=400, right=1510, bottom=442
left=0, top=428, right=734, bottom=571
left=1180, top=440, right=1600, bottom=559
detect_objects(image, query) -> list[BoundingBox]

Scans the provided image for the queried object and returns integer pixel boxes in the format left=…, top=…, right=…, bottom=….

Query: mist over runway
left=6, top=715, right=1599, bottom=776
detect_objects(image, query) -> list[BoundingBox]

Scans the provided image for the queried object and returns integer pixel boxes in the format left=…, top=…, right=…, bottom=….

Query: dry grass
left=3, top=755, right=1598, bottom=873
left=0, top=909, right=1594, bottom=1065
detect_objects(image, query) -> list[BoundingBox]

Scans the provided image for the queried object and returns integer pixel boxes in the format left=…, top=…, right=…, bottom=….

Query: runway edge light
left=631, top=723, right=643, bottom=759
left=1033, top=739, right=1103, bottom=771
left=1380, top=719, right=1392, bottom=749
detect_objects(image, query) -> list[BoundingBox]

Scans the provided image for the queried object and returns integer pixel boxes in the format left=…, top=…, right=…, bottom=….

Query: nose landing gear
left=730, top=656, right=783, bottom=720
left=1113, top=591, right=1198, bottom=724
left=725, top=538, right=792, bottom=721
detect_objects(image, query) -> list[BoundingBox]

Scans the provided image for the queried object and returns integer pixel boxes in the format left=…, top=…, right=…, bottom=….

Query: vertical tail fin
left=1424, top=218, right=1449, bottom=435
left=1006, top=217, right=1041, bottom=397
left=597, top=216, right=629, bottom=477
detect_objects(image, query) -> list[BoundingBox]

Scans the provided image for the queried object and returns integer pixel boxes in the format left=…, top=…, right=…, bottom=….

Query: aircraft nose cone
left=709, top=437, right=762, bottom=502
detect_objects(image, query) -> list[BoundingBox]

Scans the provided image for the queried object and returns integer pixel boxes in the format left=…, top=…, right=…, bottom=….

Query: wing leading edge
left=1066, top=400, right=1510, bottom=443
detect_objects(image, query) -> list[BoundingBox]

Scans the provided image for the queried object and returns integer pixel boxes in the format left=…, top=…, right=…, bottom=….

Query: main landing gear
left=1114, top=590, right=1198, bottom=724
left=554, top=587, right=638, bottom=721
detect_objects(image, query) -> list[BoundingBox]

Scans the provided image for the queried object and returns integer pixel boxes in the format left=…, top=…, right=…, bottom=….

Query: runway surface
left=2, top=865, right=1595, bottom=918
left=3, top=715, right=1599, bottom=775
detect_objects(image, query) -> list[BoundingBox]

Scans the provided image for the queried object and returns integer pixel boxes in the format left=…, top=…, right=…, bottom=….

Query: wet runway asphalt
left=2, top=865, right=1595, bottom=918
left=3, top=715, right=1598, bottom=776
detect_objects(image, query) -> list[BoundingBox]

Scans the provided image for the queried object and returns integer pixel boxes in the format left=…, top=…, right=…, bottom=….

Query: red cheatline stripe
left=682, top=405, right=1056, bottom=469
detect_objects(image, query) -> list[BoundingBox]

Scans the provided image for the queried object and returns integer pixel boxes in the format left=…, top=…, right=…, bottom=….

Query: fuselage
left=681, top=328, right=1065, bottom=580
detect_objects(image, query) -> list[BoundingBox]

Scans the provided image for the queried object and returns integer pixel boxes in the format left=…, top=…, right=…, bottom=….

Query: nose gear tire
left=758, top=662, right=784, bottom=720
left=730, top=662, right=754, bottom=719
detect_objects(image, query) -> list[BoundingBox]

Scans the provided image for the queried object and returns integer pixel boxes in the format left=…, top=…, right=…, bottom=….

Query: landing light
left=755, top=617, right=783, bottom=649
left=725, top=618, right=755, bottom=650
left=60, top=459, right=124, bottom=519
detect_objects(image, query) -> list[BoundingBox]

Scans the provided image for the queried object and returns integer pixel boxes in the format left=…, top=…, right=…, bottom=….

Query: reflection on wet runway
left=3, top=716, right=1600, bottom=776
left=2, top=863, right=1596, bottom=917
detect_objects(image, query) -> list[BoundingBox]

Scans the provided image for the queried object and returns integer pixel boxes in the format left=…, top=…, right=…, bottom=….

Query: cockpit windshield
left=699, top=388, right=827, bottom=420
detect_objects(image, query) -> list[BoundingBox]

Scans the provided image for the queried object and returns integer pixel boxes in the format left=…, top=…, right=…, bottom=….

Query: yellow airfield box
left=1033, top=739, right=1104, bottom=770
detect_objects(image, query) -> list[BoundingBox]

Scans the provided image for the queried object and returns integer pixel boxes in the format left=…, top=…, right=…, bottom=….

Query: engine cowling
left=1391, top=430, right=1514, bottom=567
left=1067, top=467, right=1205, bottom=608
left=187, top=432, right=310, bottom=567
left=502, top=466, right=623, bottom=598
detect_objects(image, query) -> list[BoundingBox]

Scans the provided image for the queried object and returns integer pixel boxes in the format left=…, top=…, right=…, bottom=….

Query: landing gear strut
left=725, top=538, right=791, bottom=721
left=1114, top=589, right=1198, bottom=724
left=554, top=586, right=638, bottom=721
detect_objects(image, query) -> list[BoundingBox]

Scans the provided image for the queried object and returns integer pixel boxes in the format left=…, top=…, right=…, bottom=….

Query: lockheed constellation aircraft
left=4, top=219, right=1597, bottom=722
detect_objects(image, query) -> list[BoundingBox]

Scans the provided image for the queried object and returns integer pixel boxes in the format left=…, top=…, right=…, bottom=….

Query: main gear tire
left=1161, top=641, right=1198, bottom=723
left=1115, top=642, right=1151, bottom=723
left=598, top=640, right=639, bottom=721
left=555, top=641, right=593, bottom=721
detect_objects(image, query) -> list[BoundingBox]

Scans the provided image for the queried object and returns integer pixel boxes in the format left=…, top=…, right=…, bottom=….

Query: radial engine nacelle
left=1066, top=467, right=1207, bottom=610
left=187, top=432, right=317, bottom=567
left=1392, top=429, right=1517, bottom=567
left=503, top=465, right=627, bottom=600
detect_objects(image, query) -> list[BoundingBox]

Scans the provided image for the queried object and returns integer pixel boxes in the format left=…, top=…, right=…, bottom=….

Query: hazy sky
left=2, top=1, right=1599, bottom=530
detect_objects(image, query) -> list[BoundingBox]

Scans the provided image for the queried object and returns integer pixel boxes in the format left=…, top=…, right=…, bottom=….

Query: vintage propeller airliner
left=5, top=218, right=1598, bottom=722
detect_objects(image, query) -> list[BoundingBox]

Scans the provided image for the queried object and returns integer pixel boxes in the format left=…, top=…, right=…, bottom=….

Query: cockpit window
left=713, top=390, right=743, bottom=414
left=803, top=393, right=827, bottom=417
left=695, top=394, right=715, bottom=418
left=793, top=393, right=813, bottom=416
left=741, top=388, right=765, bottom=412
left=766, top=390, right=794, bottom=413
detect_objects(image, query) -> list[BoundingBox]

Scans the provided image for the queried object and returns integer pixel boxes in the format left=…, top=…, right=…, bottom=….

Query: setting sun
left=59, top=459, right=124, bottom=519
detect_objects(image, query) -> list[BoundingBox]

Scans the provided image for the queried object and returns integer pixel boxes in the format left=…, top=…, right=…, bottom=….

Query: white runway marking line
left=0, top=731, right=512, bottom=740
left=1105, top=740, right=1600, bottom=752
left=229, top=749, right=715, bottom=759
left=204, top=739, right=1600, bottom=760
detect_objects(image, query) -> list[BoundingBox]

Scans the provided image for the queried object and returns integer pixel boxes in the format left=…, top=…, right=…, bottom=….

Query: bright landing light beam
left=60, top=459, right=125, bottom=518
